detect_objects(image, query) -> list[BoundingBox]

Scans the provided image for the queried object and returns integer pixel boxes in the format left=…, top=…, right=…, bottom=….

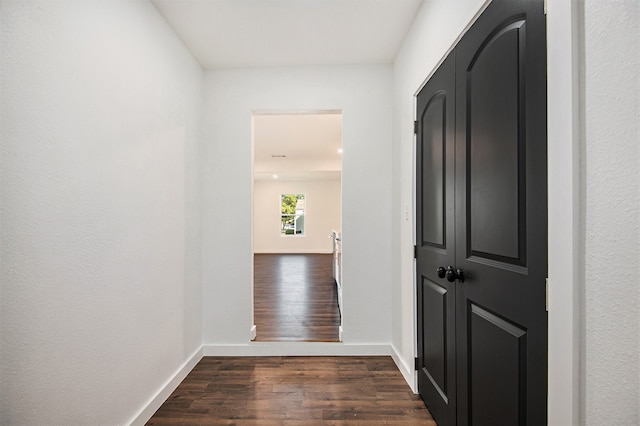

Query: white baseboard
left=203, top=342, right=391, bottom=357
left=253, top=249, right=333, bottom=254
left=390, top=344, right=417, bottom=393
left=129, top=346, right=203, bottom=426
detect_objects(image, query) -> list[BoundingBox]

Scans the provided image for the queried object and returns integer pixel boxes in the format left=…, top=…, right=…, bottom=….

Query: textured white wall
left=253, top=179, right=341, bottom=254
left=390, top=0, right=488, bottom=386
left=202, top=65, right=393, bottom=345
left=583, top=1, right=640, bottom=424
left=0, top=1, right=203, bottom=424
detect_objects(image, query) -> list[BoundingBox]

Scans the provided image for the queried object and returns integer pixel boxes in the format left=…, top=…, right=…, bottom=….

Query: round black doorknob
left=445, top=266, right=457, bottom=282
left=444, top=266, right=465, bottom=282
left=436, top=267, right=446, bottom=279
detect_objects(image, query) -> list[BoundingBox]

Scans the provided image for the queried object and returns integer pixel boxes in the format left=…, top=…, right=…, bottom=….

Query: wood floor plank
left=146, top=356, right=436, bottom=425
left=254, top=254, right=340, bottom=342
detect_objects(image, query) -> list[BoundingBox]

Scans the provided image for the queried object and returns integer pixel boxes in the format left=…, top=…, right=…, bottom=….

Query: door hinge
left=414, top=245, right=418, bottom=259
left=546, top=278, right=549, bottom=311
left=414, top=120, right=419, bottom=134
left=415, top=357, right=420, bottom=370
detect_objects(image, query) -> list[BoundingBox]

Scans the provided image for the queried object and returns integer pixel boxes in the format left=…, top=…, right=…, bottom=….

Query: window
left=281, top=193, right=305, bottom=236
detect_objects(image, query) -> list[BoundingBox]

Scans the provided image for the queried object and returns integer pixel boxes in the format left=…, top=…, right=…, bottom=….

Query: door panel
left=469, top=304, right=527, bottom=426
left=467, top=19, right=525, bottom=263
left=416, top=1, right=547, bottom=425
left=421, top=94, right=447, bottom=248
left=422, top=278, right=449, bottom=396
left=416, top=51, right=456, bottom=426
left=455, top=1, right=547, bottom=425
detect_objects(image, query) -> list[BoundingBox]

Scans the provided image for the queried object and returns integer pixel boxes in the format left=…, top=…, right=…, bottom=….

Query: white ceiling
left=253, top=112, right=342, bottom=181
left=151, top=0, right=424, bottom=69
left=151, top=0, right=423, bottom=180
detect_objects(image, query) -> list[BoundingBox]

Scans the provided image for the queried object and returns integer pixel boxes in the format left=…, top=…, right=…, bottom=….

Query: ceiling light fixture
left=272, top=174, right=279, bottom=179
left=337, top=148, right=343, bottom=154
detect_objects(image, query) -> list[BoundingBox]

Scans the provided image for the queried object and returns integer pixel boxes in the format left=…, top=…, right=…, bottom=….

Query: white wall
left=253, top=179, right=341, bottom=254
left=390, top=0, right=488, bottom=386
left=583, top=1, right=640, bottom=424
left=0, top=1, right=203, bottom=424
left=2, top=0, right=635, bottom=424
left=202, top=65, right=393, bottom=345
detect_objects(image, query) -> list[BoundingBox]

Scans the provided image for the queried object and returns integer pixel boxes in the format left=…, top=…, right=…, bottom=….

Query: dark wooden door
left=415, top=51, right=457, bottom=426
left=416, top=1, right=547, bottom=425
left=454, top=1, right=547, bottom=424
left=416, top=53, right=456, bottom=425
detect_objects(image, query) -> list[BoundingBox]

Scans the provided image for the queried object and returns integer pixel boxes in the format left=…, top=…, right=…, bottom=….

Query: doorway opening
left=251, top=111, right=343, bottom=342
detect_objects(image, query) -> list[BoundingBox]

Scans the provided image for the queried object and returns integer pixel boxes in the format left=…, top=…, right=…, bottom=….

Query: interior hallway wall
left=0, top=1, right=204, bottom=424
left=582, top=1, right=640, bottom=424
left=202, top=65, right=393, bottom=345
left=253, top=178, right=341, bottom=254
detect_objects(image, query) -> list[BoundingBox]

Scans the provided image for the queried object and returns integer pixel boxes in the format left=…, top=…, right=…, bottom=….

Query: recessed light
left=337, top=148, right=343, bottom=154
left=272, top=174, right=279, bottom=179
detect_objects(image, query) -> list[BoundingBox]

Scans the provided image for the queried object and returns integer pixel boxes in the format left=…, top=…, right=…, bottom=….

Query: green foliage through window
left=281, top=194, right=305, bottom=236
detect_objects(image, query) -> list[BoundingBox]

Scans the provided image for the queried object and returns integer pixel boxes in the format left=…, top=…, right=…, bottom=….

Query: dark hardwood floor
left=253, top=254, right=340, bottom=342
left=146, top=356, right=437, bottom=425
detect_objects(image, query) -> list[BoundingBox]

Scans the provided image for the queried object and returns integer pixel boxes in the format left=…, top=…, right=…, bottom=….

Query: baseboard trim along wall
left=203, top=342, right=391, bottom=357
left=253, top=249, right=333, bottom=254
left=390, top=344, right=417, bottom=393
left=129, top=347, right=204, bottom=426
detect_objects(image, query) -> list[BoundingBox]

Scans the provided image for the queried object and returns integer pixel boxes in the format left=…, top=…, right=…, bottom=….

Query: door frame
left=250, top=109, right=344, bottom=342
left=412, top=1, right=581, bottom=424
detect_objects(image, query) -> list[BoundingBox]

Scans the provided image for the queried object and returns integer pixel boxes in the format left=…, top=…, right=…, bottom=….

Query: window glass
left=281, top=194, right=305, bottom=236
